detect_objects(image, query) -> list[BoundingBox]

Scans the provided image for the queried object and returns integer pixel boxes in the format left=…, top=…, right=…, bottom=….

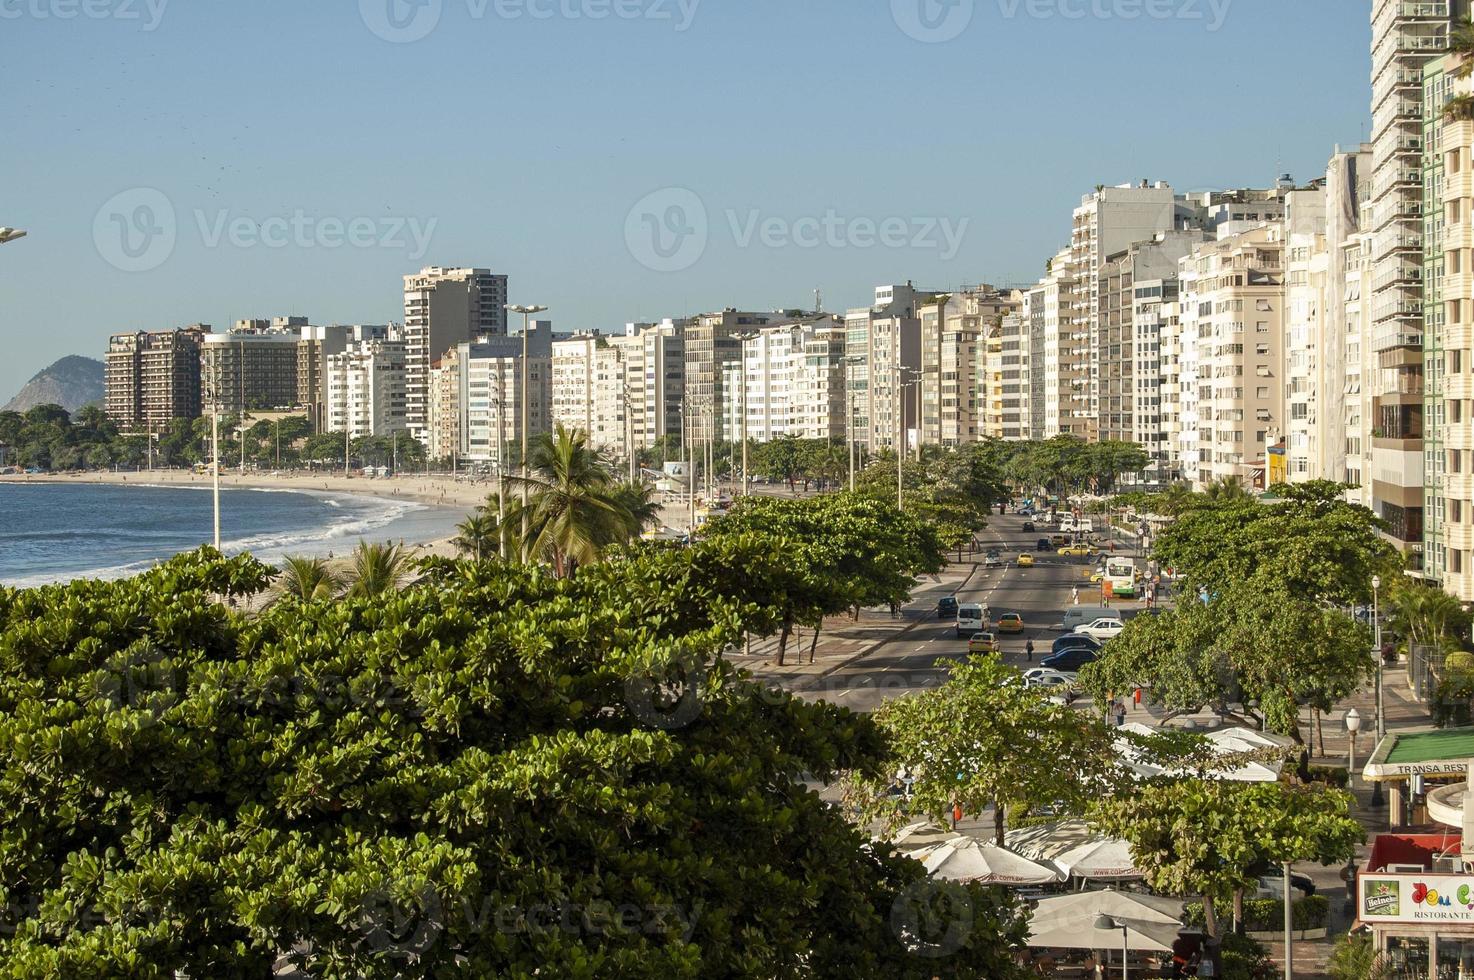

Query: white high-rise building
left=1284, top=185, right=1330, bottom=484
left=998, top=312, right=1032, bottom=441
left=721, top=316, right=846, bottom=445
left=551, top=335, right=637, bottom=458
left=324, top=339, right=409, bottom=439
left=846, top=284, right=926, bottom=452
left=402, top=267, right=509, bottom=442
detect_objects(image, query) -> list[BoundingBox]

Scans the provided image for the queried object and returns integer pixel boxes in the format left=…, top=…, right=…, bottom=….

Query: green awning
left=1364, top=727, right=1474, bottom=780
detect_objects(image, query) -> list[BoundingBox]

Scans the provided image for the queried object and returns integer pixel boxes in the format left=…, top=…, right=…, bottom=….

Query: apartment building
left=1158, top=299, right=1187, bottom=480
left=324, top=339, right=409, bottom=439
left=103, top=325, right=208, bottom=433
left=917, top=292, right=983, bottom=448
left=1177, top=225, right=1287, bottom=488
left=402, top=267, right=509, bottom=441
left=681, top=309, right=781, bottom=445
left=998, top=312, right=1032, bottom=441
left=1283, top=186, right=1330, bottom=485
left=199, top=328, right=302, bottom=415
left=1345, top=231, right=1378, bottom=503
left=622, top=320, right=686, bottom=451
left=1370, top=0, right=1465, bottom=565
left=1028, top=250, right=1089, bottom=439
left=454, top=343, right=551, bottom=467
left=1423, top=50, right=1474, bottom=598
left=551, top=334, right=636, bottom=457
left=720, top=316, right=846, bottom=444
left=846, top=284, right=927, bottom=452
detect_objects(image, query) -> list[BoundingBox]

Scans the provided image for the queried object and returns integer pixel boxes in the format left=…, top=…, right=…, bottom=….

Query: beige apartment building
left=998, top=312, right=1032, bottom=441
left=104, top=325, right=208, bottom=433
left=721, top=316, right=847, bottom=445
left=551, top=335, right=637, bottom=458
left=199, top=328, right=301, bottom=416
left=402, top=267, right=509, bottom=442
left=1177, top=225, right=1287, bottom=489
left=1029, top=249, right=1089, bottom=439
left=846, top=284, right=927, bottom=453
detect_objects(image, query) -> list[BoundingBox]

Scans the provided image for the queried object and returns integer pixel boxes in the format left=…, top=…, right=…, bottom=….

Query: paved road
left=803, top=513, right=1142, bottom=712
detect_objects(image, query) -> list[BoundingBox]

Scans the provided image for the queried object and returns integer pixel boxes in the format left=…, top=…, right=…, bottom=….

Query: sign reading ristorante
left=1361, top=874, right=1474, bottom=924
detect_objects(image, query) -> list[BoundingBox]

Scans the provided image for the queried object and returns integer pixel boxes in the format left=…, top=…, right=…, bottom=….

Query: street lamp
left=1346, top=707, right=1362, bottom=789
left=507, top=304, right=548, bottom=563
left=0, top=227, right=27, bottom=244
left=1371, top=573, right=1386, bottom=808
left=1093, top=914, right=1129, bottom=980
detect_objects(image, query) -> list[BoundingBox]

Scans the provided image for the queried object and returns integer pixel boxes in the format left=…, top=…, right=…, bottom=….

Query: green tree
left=452, top=509, right=503, bottom=562
left=344, top=541, right=411, bottom=597
left=509, top=424, right=628, bottom=576
left=0, top=550, right=1033, bottom=978
left=1091, top=780, right=1362, bottom=938
left=858, top=655, right=1114, bottom=843
left=272, top=555, right=340, bottom=602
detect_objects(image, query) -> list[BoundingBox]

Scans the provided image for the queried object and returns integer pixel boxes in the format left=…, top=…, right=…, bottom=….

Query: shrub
left=1183, top=895, right=1328, bottom=933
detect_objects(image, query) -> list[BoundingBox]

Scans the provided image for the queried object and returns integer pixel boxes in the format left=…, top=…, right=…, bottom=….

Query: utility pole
left=205, top=360, right=222, bottom=550
left=507, top=304, right=548, bottom=562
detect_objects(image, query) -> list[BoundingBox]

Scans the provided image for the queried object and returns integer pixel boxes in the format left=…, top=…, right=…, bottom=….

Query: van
left=1062, top=606, right=1117, bottom=632
left=1058, top=516, right=1077, bottom=533
left=1076, top=518, right=1094, bottom=534
left=957, top=603, right=988, bottom=637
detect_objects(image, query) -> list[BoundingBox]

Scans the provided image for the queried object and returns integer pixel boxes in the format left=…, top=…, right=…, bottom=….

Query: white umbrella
left=881, top=821, right=957, bottom=851
left=1113, top=723, right=1289, bottom=783
left=919, top=837, right=1063, bottom=885
left=1028, top=889, right=1183, bottom=951
left=1005, top=820, right=1140, bottom=880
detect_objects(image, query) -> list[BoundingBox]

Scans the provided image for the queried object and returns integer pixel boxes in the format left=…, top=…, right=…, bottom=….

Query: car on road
left=1050, top=533, right=1069, bottom=546
left=1040, top=646, right=1098, bottom=673
left=1074, top=618, right=1126, bottom=641
left=968, top=632, right=1000, bottom=654
left=1058, top=544, right=1094, bottom=557
left=984, top=549, right=1003, bottom=568
left=1023, top=667, right=1076, bottom=686
left=937, top=596, right=959, bottom=620
left=1036, top=538, right=1053, bottom=552
left=1022, top=521, right=1037, bottom=533
left=1016, top=553, right=1036, bottom=568
left=996, top=613, right=1025, bottom=634
left=1019, top=507, right=1034, bottom=517
left=1088, top=570, right=1107, bottom=584
left=1051, top=634, right=1101, bottom=656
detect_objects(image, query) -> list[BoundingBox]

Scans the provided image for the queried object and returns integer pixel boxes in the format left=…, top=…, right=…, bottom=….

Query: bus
left=1104, top=557, right=1137, bottom=599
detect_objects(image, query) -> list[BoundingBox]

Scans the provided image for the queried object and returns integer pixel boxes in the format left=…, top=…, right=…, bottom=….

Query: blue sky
left=2, top=0, right=1372, bottom=401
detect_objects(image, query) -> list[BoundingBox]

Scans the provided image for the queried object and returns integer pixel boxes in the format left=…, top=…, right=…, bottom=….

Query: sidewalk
left=727, top=561, right=980, bottom=693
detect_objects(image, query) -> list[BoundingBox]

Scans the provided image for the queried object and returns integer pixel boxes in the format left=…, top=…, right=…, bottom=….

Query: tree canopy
left=0, top=547, right=1032, bottom=979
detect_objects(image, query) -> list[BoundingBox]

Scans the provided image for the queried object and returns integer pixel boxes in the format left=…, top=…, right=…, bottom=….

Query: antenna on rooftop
left=815, top=288, right=822, bottom=313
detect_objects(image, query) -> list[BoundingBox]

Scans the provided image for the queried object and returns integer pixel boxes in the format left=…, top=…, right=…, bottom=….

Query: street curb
left=789, top=562, right=983, bottom=694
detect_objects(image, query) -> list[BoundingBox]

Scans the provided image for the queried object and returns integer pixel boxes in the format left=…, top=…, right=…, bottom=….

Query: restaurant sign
left=1361, top=875, right=1474, bottom=924
left=1364, top=760, right=1470, bottom=778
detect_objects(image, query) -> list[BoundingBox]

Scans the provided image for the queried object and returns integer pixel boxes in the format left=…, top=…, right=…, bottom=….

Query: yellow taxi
left=968, top=632, right=1000, bottom=654
left=996, top=613, right=1025, bottom=634
left=1017, top=553, right=1036, bottom=568
left=1058, top=544, right=1094, bottom=557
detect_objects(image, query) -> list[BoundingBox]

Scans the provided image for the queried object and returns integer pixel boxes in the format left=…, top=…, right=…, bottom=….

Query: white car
left=1074, top=618, right=1126, bottom=641
left=1022, top=667, right=1077, bottom=687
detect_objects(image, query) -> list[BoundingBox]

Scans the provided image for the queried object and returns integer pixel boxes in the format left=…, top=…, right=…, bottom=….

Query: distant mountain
left=3, top=356, right=105, bottom=415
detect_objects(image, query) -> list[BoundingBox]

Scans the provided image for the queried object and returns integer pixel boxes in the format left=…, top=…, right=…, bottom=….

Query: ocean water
left=0, top=482, right=467, bottom=587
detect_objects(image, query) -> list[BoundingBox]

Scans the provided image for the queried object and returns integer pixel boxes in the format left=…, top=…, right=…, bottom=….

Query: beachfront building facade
left=623, top=320, right=686, bottom=452
left=846, top=283, right=928, bottom=452
left=103, top=324, right=209, bottom=433
left=550, top=334, right=637, bottom=458
left=454, top=342, right=551, bottom=468
left=199, top=327, right=302, bottom=416
left=402, top=267, right=509, bottom=443
left=323, top=339, right=409, bottom=439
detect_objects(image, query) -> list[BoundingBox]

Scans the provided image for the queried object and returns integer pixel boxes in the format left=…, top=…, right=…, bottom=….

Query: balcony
left=1445, top=170, right=1474, bottom=202
left=1376, top=231, right=1425, bottom=258
left=1373, top=263, right=1424, bottom=292
left=1372, top=300, right=1424, bottom=327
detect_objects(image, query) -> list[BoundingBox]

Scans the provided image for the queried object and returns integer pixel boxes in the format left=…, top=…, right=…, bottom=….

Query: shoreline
left=0, top=471, right=492, bottom=581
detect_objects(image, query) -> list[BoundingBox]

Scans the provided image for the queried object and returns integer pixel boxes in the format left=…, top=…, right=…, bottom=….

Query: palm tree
left=1446, top=93, right=1474, bottom=122
left=509, top=424, right=628, bottom=576
left=272, top=555, right=340, bottom=602
left=1452, top=18, right=1474, bottom=78
left=1203, top=476, right=1253, bottom=504
left=344, top=541, right=410, bottom=597
left=453, top=509, right=502, bottom=562
left=609, top=480, right=661, bottom=541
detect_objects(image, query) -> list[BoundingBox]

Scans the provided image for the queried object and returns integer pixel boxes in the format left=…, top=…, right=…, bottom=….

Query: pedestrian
left=951, top=802, right=963, bottom=830
left=1071, top=585, right=1080, bottom=606
left=1115, top=700, right=1127, bottom=728
left=1025, top=639, right=1034, bottom=663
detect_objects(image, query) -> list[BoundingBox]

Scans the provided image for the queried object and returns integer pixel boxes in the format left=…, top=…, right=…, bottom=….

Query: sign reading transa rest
left=1361, top=875, right=1474, bottom=924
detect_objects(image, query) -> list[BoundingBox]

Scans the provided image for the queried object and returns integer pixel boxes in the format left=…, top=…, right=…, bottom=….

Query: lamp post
left=507, top=304, right=548, bottom=563
left=1283, top=862, right=1295, bottom=980
left=1373, top=574, right=1384, bottom=740
left=1093, top=914, right=1129, bottom=980
left=1346, top=707, right=1362, bottom=789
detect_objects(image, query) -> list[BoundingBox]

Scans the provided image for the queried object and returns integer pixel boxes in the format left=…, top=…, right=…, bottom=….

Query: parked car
left=1022, top=521, right=1037, bottom=533
left=1036, top=538, right=1053, bottom=552
left=1019, top=508, right=1034, bottom=518
left=968, top=632, right=1000, bottom=654
left=996, top=613, right=1025, bottom=634
left=1051, top=634, right=1101, bottom=656
left=1075, top=618, right=1126, bottom=642
left=937, top=596, right=959, bottom=620
left=1017, top=553, right=1036, bottom=568
left=1023, top=667, right=1076, bottom=687
left=1252, top=872, right=1316, bottom=900
left=1041, top=647, right=1098, bottom=673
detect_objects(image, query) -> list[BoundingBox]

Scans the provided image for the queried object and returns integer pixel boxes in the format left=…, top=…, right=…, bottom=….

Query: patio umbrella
left=1027, top=889, right=1184, bottom=951
left=880, top=821, right=957, bottom=851
left=1004, top=820, right=1140, bottom=880
left=918, top=837, right=1063, bottom=885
